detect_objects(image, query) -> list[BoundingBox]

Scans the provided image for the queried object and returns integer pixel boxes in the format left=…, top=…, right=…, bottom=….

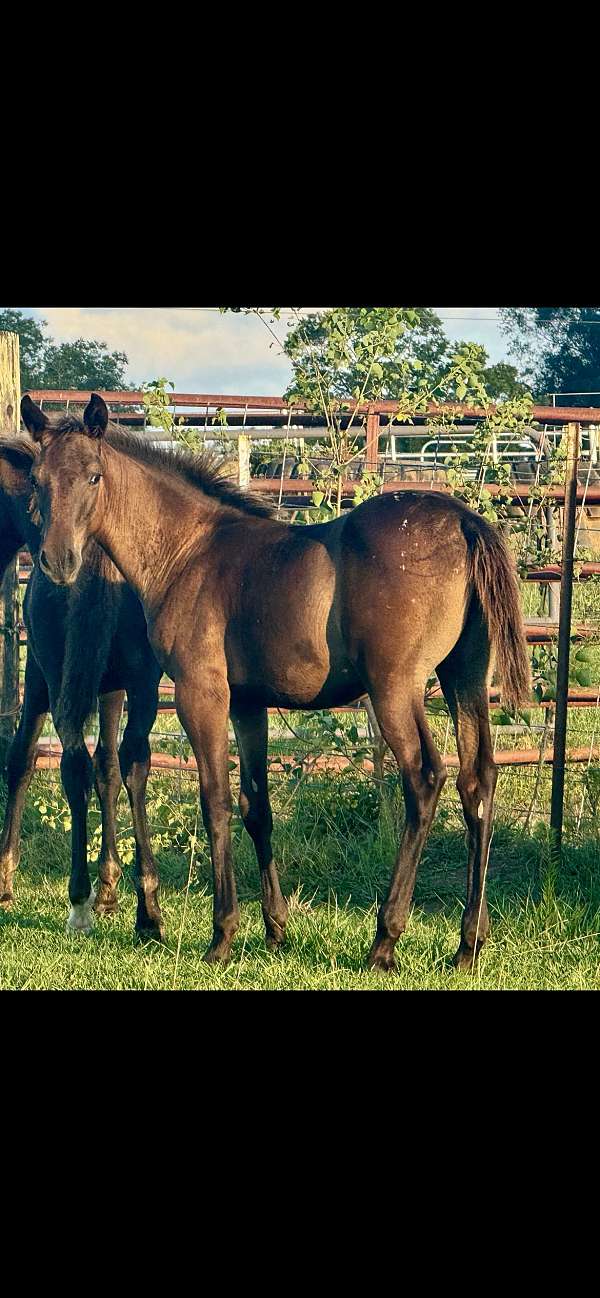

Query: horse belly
left=228, top=581, right=338, bottom=706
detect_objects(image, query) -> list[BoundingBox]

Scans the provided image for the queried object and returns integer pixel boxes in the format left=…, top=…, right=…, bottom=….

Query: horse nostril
left=65, top=549, right=76, bottom=571
left=40, top=549, right=49, bottom=572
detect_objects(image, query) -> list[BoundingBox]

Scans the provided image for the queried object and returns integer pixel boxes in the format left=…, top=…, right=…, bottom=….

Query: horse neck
left=0, top=492, right=38, bottom=577
left=96, top=442, right=213, bottom=608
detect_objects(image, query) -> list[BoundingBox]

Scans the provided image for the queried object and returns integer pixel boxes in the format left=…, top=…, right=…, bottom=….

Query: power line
left=175, top=308, right=600, bottom=326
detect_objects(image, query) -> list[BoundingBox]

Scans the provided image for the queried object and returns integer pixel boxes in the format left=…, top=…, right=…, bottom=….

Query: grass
left=5, top=571, right=600, bottom=991
left=3, top=764, right=600, bottom=990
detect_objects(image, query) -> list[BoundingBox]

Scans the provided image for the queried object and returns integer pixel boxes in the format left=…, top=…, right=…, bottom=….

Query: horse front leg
left=119, top=666, right=163, bottom=943
left=59, top=733, right=96, bottom=933
left=93, top=689, right=125, bottom=916
left=175, top=675, right=239, bottom=965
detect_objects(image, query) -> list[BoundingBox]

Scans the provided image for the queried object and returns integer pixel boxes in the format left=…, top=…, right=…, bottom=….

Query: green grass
left=6, top=568, right=600, bottom=990
left=3, top=766, right=600, bottom=990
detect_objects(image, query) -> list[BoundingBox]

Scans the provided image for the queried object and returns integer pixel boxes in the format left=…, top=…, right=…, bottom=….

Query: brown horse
left=30, top=394, right=530, bottom=972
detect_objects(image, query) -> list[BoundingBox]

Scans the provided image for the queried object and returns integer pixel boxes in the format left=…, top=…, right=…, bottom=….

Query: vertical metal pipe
left=550, top=422, right=581, bottom=856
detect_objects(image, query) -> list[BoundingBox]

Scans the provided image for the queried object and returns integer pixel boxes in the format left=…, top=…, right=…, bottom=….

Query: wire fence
left=15, top=393, right=600, bottom=838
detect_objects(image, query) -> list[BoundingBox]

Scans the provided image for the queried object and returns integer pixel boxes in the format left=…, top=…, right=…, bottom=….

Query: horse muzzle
left=39, top=546, right=81, bottom=585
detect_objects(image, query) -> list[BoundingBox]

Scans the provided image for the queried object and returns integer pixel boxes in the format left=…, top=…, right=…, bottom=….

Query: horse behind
left=30, top=394, right=530, bottom=972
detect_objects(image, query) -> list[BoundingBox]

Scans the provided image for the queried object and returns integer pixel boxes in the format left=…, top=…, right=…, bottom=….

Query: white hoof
left=67, top=887, right=96, bottom=934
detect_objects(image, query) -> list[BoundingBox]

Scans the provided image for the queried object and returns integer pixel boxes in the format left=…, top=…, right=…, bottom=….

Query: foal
left=0, top=413, right=163, bottom=939
left=31, top=393, right=530, bottom=972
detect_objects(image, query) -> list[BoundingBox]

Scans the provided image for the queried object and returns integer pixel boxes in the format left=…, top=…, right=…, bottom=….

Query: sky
left=17, top=307, right=509, bottom=394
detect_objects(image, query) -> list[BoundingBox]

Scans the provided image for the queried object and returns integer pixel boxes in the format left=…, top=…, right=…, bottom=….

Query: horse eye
left=89, top=473, right=101, bottom=486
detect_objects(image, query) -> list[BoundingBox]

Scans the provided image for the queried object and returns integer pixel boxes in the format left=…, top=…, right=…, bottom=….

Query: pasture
left=2, top=373, right=600, bottom=990
left=2, top=661, right=600, bottom=990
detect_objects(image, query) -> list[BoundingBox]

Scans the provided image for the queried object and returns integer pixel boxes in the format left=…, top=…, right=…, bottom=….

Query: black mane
left=36, top=414, right=274, bottom=519
left=107, top=429, right=274, bottom=518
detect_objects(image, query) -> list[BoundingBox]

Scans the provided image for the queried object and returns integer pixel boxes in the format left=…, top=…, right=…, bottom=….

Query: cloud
left=26, top=307, right=295, bottom=394
left=19, top=306, right=510, bottom=391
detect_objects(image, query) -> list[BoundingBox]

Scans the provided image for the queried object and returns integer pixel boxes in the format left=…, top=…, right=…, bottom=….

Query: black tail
left=462, top=513, right=530, bottom=712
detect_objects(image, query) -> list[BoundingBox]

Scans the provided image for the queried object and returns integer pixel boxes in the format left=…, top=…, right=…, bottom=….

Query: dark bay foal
left=0, top=407, right=163, bottom=939
left=31, top=393, right=530, bottom=972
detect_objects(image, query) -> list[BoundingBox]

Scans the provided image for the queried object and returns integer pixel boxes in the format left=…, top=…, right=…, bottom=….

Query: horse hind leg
left=231, top=704, right=288, bottom=952
left=437, top=637, right=498, bottom=972
left=93, top=689, right=125, bottom=916
left=366, top=689, right=446, bottom=972
left=119, top=670, right=164, bottom=942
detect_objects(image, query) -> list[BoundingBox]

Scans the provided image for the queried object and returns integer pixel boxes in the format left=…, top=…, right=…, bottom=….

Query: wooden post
left=0, top=333, right=21, bottom=771
left=365, top=408, right=380, bottom=473
left=550, top=422, right=580, bottom=858
left=238, top=434, right=250, bottom=489
left=546, top=501, right=560, bottom=622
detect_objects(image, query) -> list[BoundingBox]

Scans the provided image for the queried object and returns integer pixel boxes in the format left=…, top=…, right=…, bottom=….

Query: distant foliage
left=0, top=308, right=131, bottom=392
left=499, top=307, right=600, bottom=406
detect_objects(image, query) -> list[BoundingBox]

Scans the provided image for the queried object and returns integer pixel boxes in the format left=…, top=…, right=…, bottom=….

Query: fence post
left=0, top=333, right=21, bottom=772
left=546, top=501, right=560, bottom=622
left=238, top=433, right=250, bottom=488
left=365, top=408, right=380, bottom=473
left=550, top=421, right=581, bottom=858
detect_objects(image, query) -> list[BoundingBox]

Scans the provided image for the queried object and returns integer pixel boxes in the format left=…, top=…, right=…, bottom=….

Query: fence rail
left=11, top=392, right=600, bottom=803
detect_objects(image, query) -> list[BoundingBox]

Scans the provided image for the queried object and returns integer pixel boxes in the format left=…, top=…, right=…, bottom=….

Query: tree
left=283, top=307, right=451, bottom=399
left=0, top=309, right=47, bottom=389
left=39, top=338, right=129, bottom=390
left=481, top=361, right=530, bottom=401
left=0, top=308, right=131, bottom=391
left=499, top=307, right=600, bottom=406
left=224, top=307, right=502, bottom=516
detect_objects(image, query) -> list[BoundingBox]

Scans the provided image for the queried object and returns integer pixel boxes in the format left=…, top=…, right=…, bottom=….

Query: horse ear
left=0, top=439, right=36, bottom=493
left=21, top=395, right=50, bottom=442
left=83, top=393, right=109, bottom=438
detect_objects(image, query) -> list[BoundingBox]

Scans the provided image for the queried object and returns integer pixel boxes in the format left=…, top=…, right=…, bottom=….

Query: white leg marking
left=477, top=800, right=484, bottom=820
left=67, top=886, right=97, bottom=934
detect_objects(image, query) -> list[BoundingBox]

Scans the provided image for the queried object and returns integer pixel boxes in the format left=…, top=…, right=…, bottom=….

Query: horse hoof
left=366, top=937, right=397, bottom=972
left=67, top=889, right=96, bottom=935
left=202, top=944, right=231, bottom=966
left=0, top=894, right=14, bottom=911
left=67, top=916, right=94, bottom=935
left=95, top=898, right=119, bottom=918
left=367, top=953, right=396, bottom=973
left=135, top=922, right=165, bottom=945
left=266, top=932, right=286, bottom=952
left=452, top=944, right=482, bottom=973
